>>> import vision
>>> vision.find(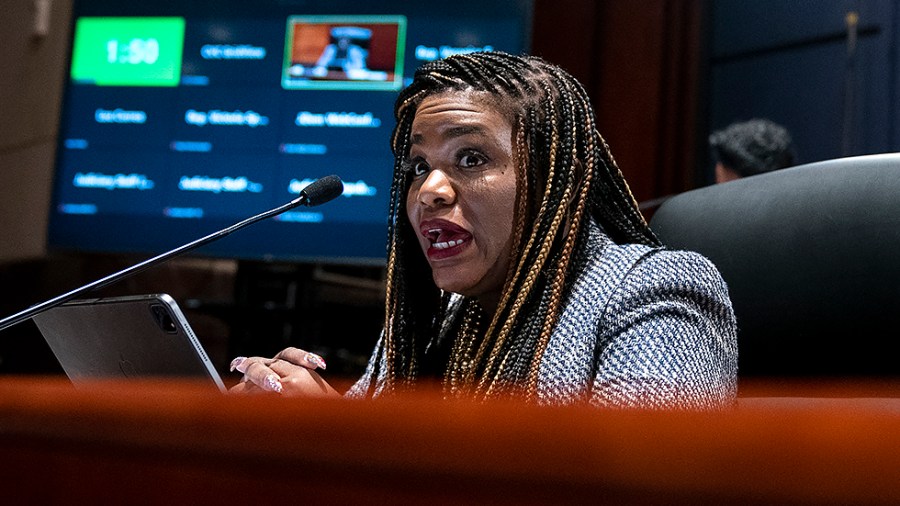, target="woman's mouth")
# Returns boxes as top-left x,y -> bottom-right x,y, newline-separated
420,220 -> 471,259
425,228 -> 465,249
